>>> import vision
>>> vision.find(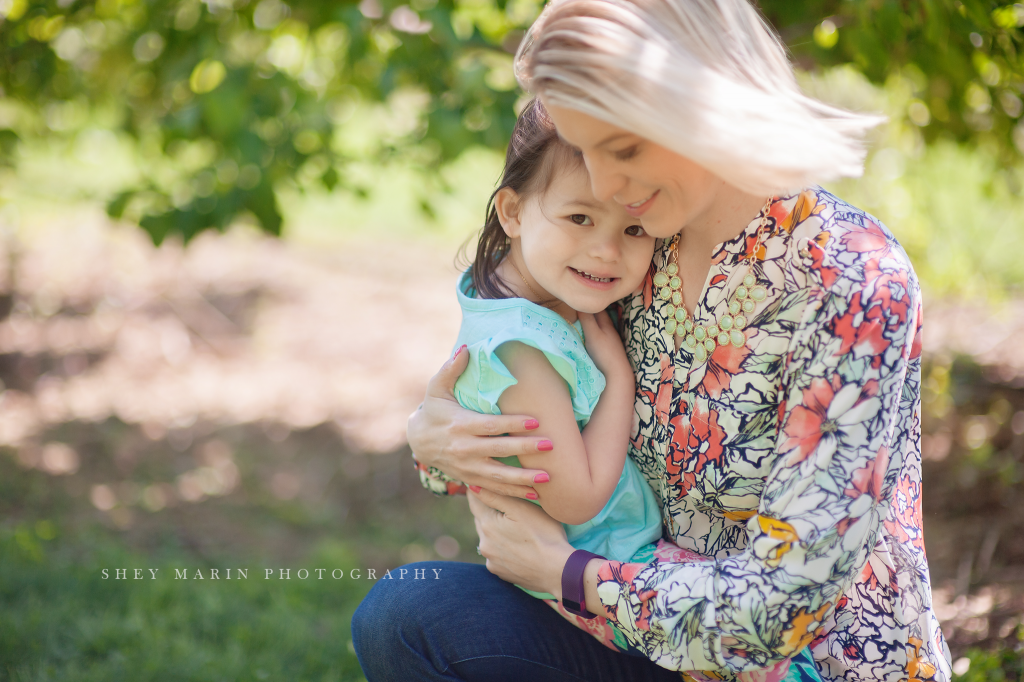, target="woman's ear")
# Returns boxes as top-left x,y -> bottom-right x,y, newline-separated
494,187 -> 522,238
